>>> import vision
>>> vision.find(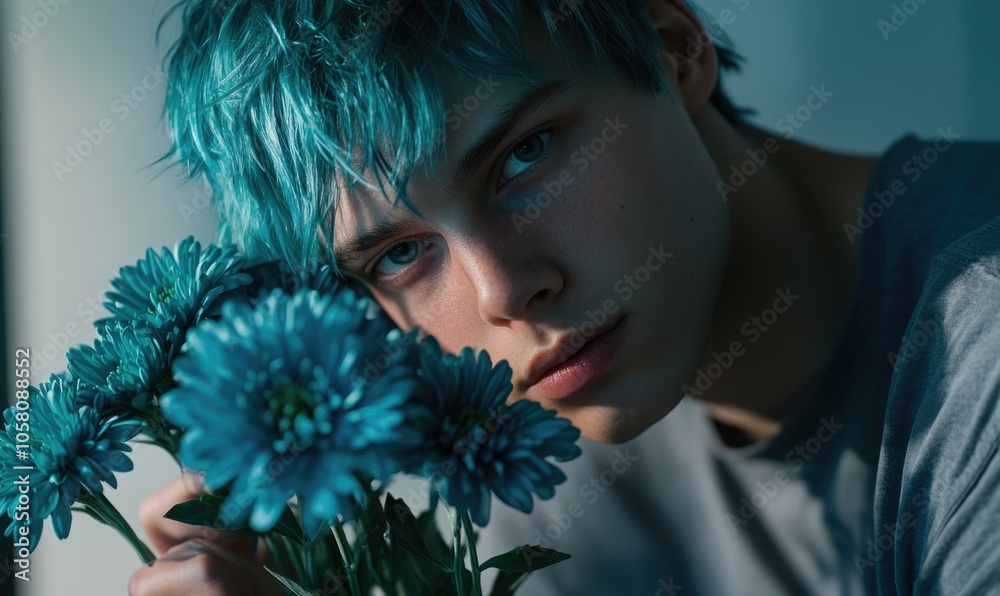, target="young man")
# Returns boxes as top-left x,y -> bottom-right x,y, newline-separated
129,0 -> 1000,594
